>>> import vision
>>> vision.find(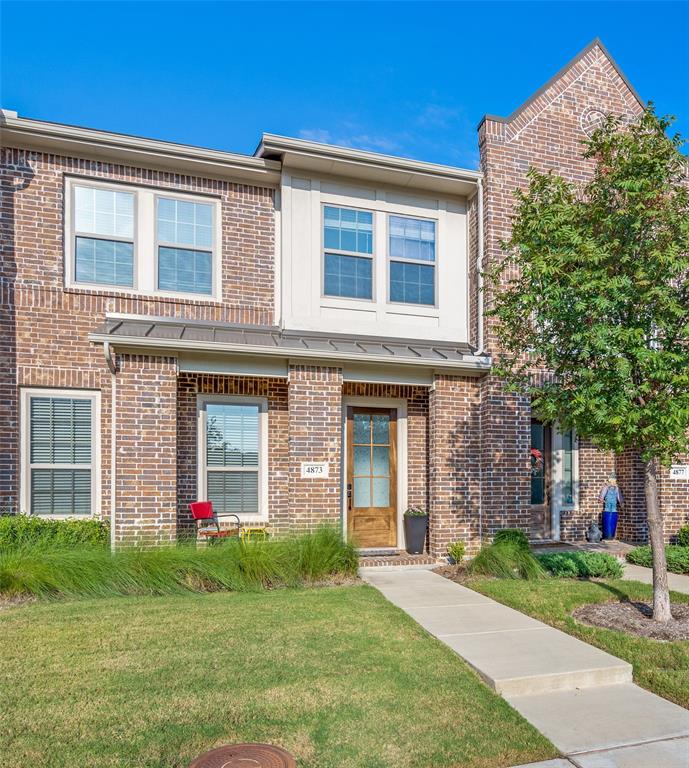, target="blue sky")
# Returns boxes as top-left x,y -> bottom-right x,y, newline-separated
1,2 -> 687,168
